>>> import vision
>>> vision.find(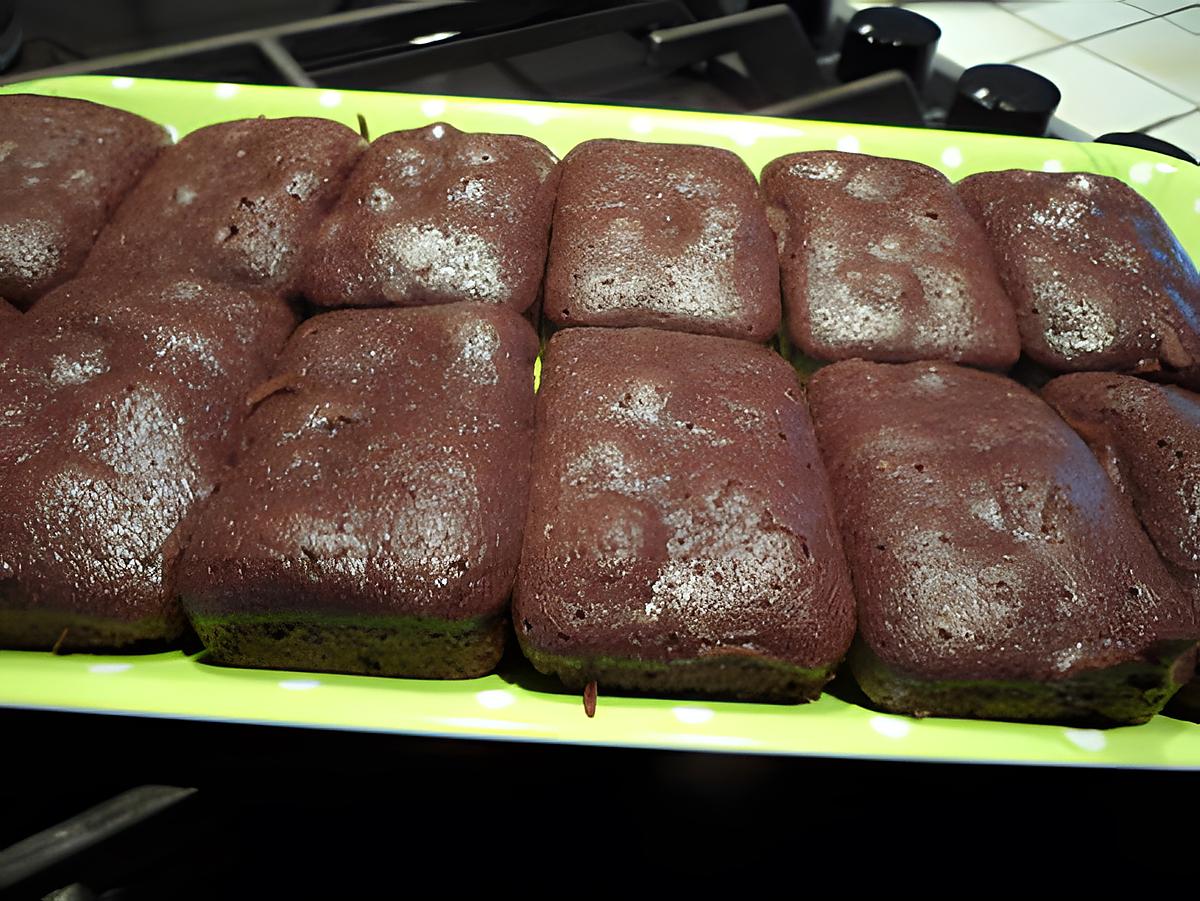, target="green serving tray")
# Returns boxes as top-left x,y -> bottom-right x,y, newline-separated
1,75 -> 1198,769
